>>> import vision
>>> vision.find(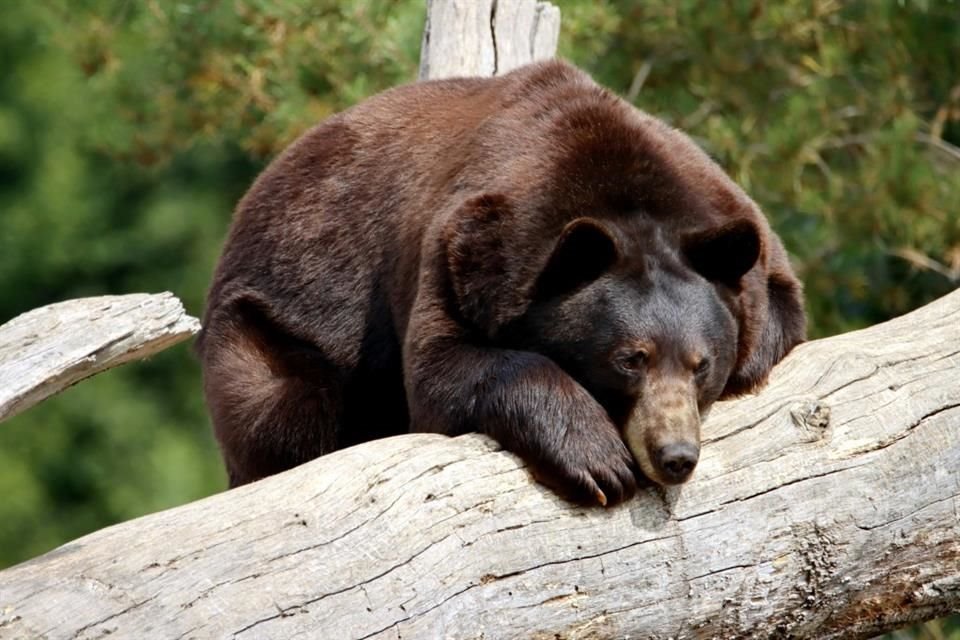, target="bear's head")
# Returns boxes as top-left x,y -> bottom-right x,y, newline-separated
503,216 -> 762,485
445,196 -> 786,486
